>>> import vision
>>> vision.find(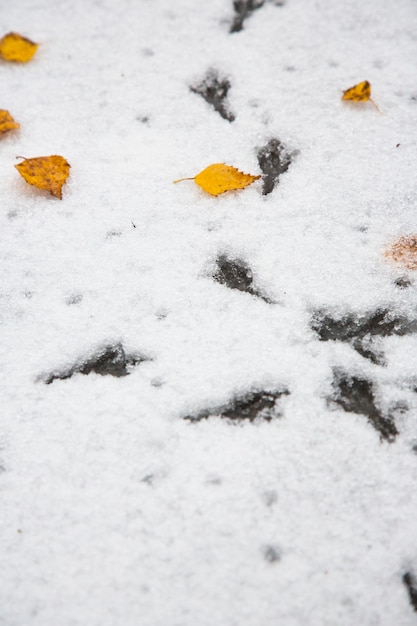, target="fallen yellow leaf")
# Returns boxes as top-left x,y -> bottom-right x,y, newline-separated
385,235 -> 417,270
15,155 -> 71,199
0,32 -> 38,62
342,80 -> 380,111
0,109 -> 20,135
174,163 -> 261,196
